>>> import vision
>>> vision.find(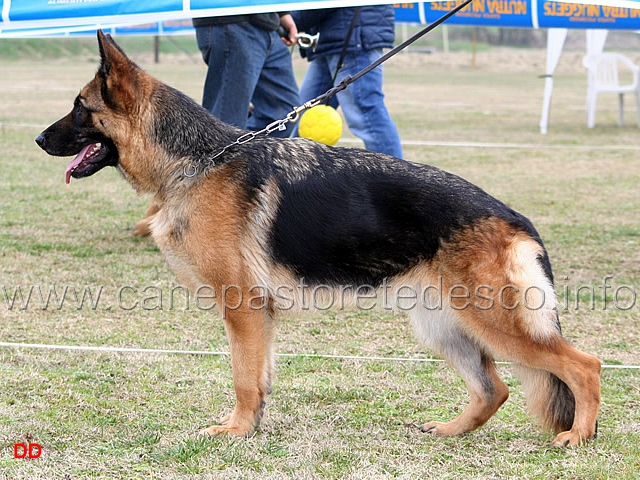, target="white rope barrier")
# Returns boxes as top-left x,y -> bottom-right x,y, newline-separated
5,122 -> 640,152
339,138 -> 640,151
0,341 -> 637,369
